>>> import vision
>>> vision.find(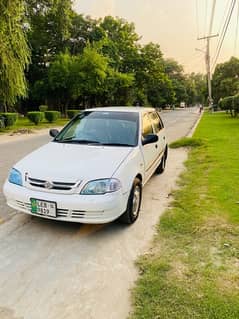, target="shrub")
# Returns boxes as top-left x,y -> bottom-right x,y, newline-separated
220,96 -> 234,112
44,111 -> 60,123
233,94 -> 239,116
67,109 -> 80,119
39,105 -> 48,112
27,112 -> 44,125
0,113 -> 18,127
220,95 -> 239,116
